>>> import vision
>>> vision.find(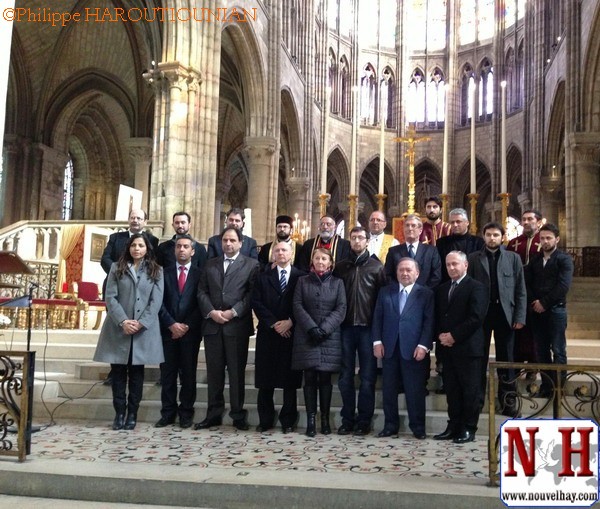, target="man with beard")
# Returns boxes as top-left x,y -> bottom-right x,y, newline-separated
366,210 -> 398,262
297,215 -> 351,272
207,208 -> 258,260
525,224 -> 573,398
420,196 -> 452,246
507,209 -> 543,266
258,215 -> 303,270
507,209 -> 544,367
436,208 -> 485,283
156,211 -> 208,269
467,222 -> 526,417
